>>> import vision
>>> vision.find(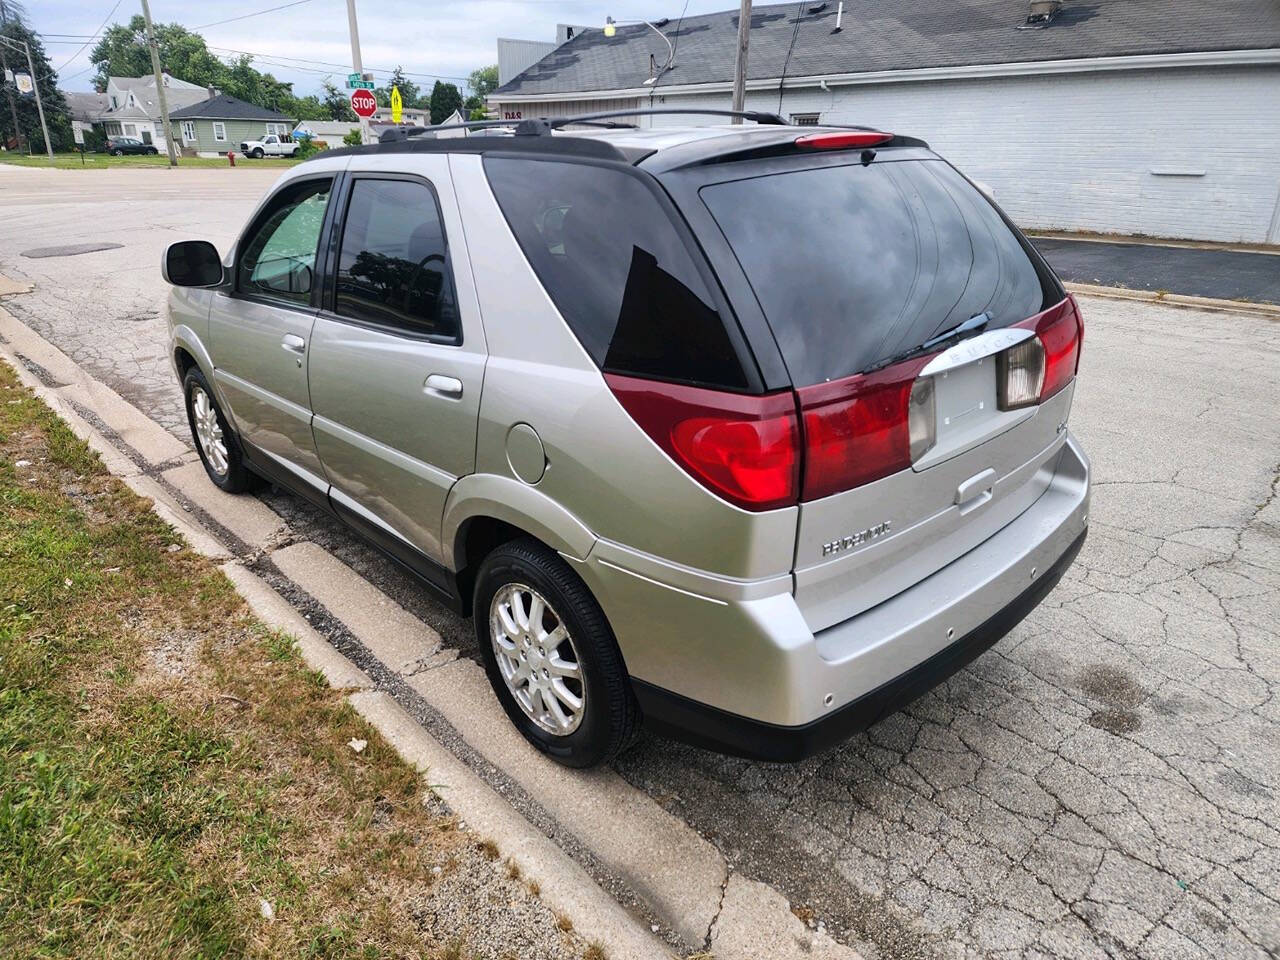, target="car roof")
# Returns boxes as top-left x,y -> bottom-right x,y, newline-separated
319,121 -> 928,170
